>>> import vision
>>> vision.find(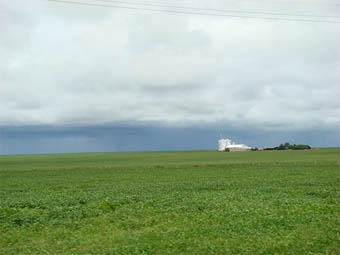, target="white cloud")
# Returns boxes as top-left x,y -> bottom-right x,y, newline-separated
1,0 -> 339,130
